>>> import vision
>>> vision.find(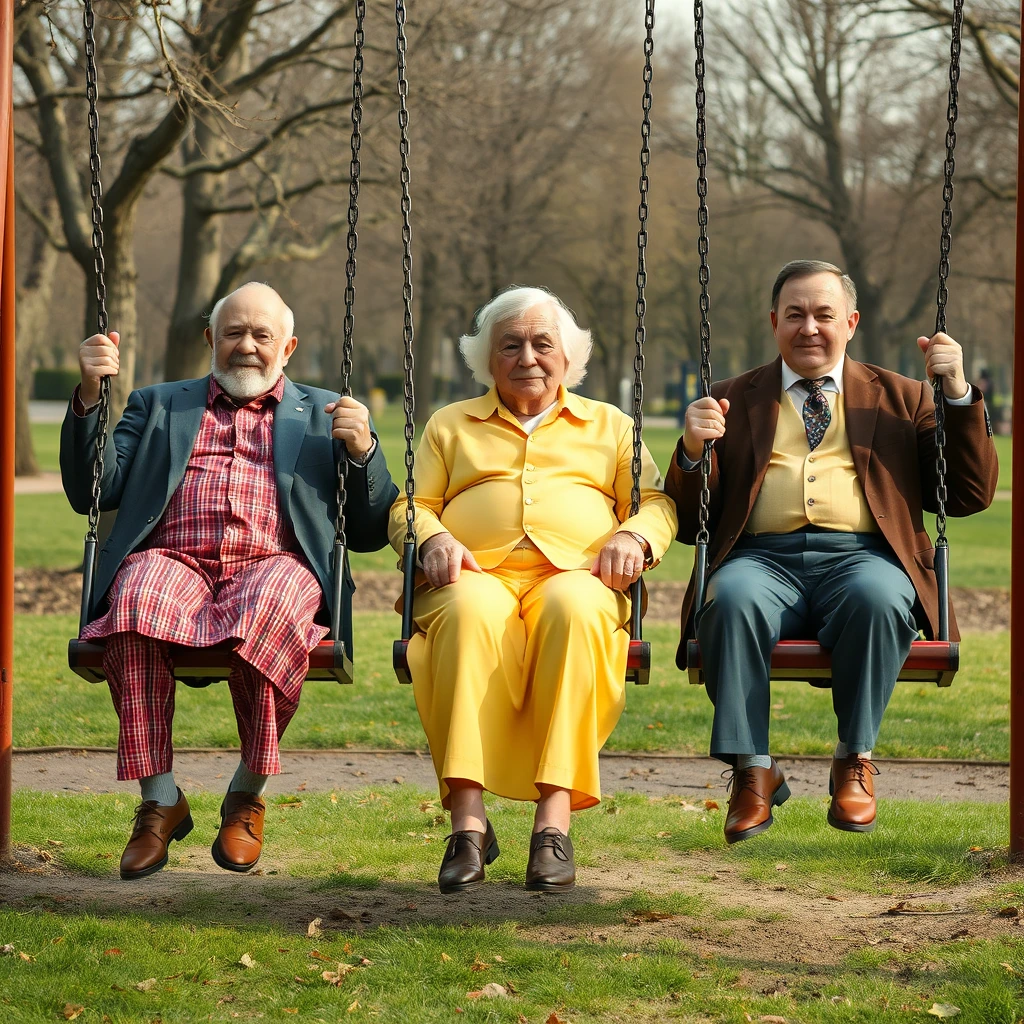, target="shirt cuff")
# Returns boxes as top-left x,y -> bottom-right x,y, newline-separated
348,437 -> 378,466
72,385 -> 99,418
943,384 -> 974,407
625,530 -> 654,569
